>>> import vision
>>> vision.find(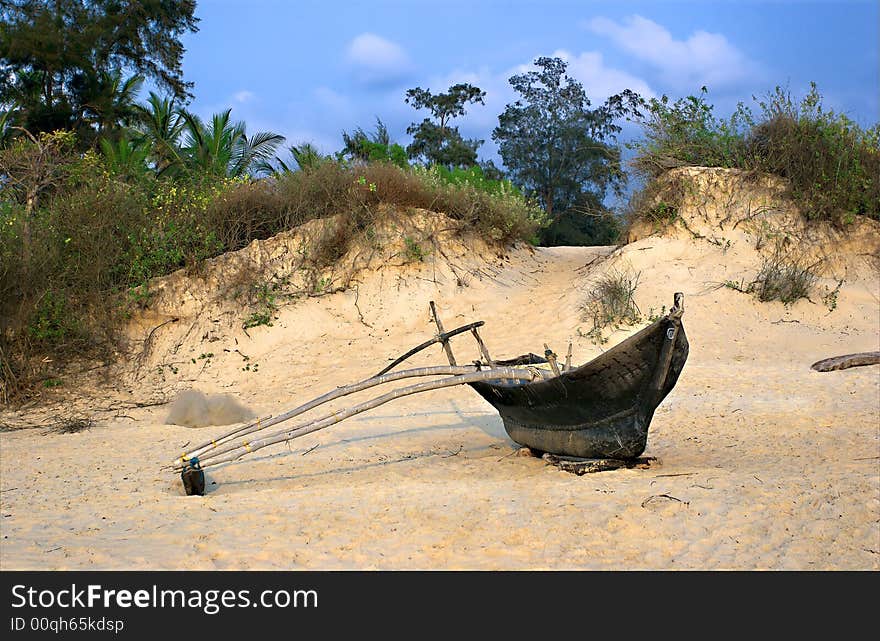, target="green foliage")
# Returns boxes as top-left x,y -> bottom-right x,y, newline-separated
0,140 -> 546,401
405,83 -> 486,167
630,83 -> 879,224
0,103 -> 20,147
493,57 -> 641,214
629,87 -> 752,177
341,118 -> 409,168
242,310 -> 272,330
179,109 -> 285,178
122,216 -> 224,285
28,290 -> 77,344
0,0 -> 198,145
403,236 -> 425,262
288,143 -> 327,172
749,85 -> 879,223
492,56 -> 641,245
133,91 -> 185,176
410,165 -> 547,242
430,164 -> 518,196
98,134 -> 151,181
364,141 -> 408,168
822,280 -> 843,312
539,208 -> 621,247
